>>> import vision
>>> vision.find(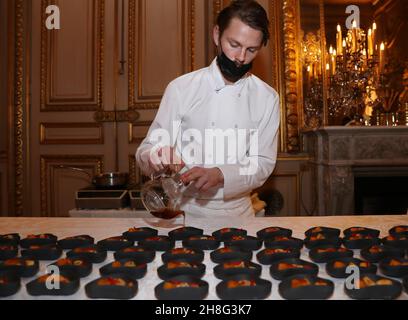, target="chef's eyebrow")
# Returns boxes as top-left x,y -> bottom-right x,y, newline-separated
227,38 -> 261,50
